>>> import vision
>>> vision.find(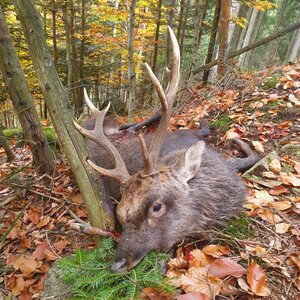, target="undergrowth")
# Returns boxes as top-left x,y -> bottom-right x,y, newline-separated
60,238 -> 175,300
